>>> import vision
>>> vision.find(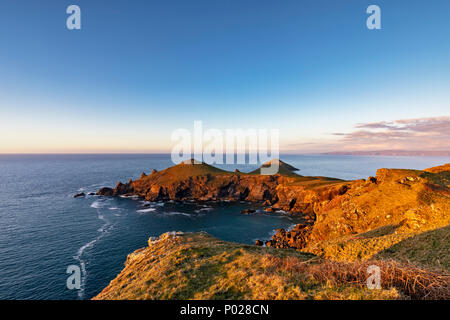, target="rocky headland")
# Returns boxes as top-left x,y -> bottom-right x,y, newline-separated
94,160 -> 450,300
97,158 -> 347,223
